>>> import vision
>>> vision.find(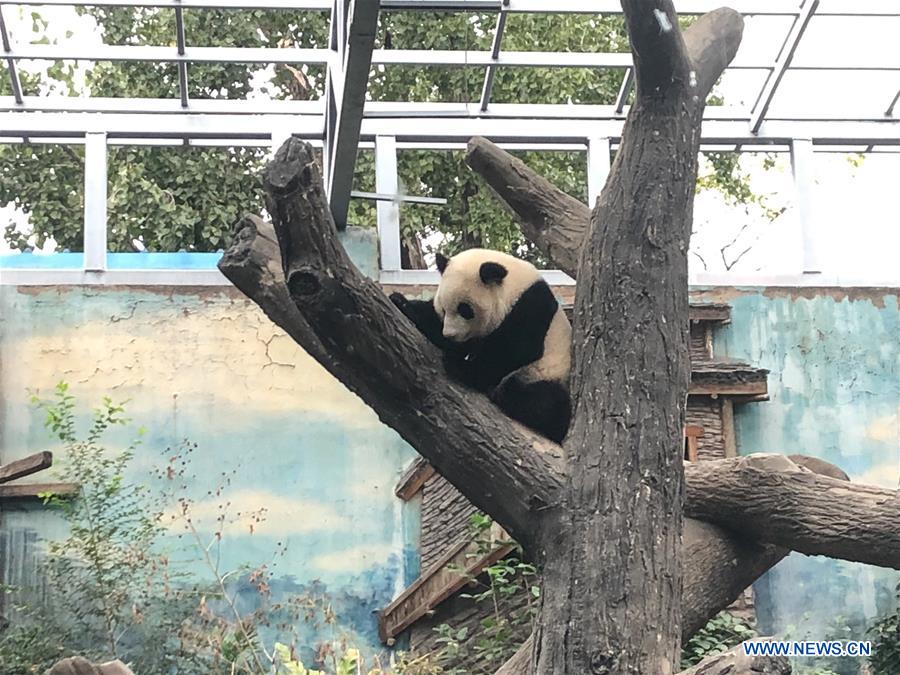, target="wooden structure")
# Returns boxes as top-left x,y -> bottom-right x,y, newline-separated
0,451 -> 76,499
379,300 -> 770,668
